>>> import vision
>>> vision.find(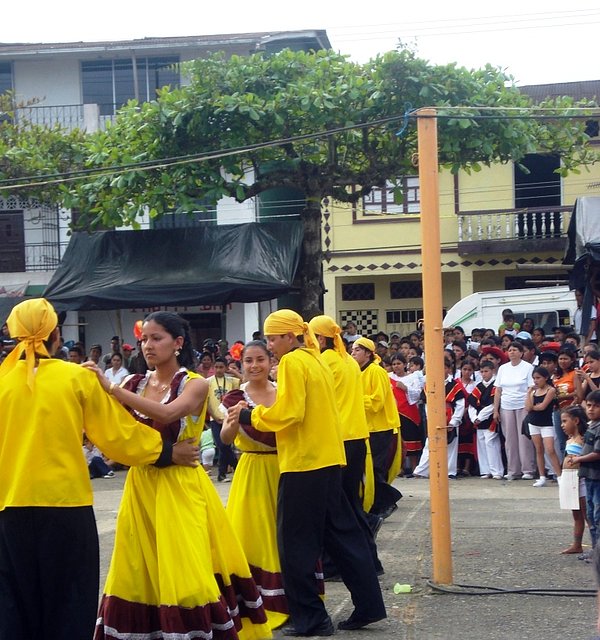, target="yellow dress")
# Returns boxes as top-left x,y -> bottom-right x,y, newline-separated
95,370 -> 272,640
224,385 -> 288,631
